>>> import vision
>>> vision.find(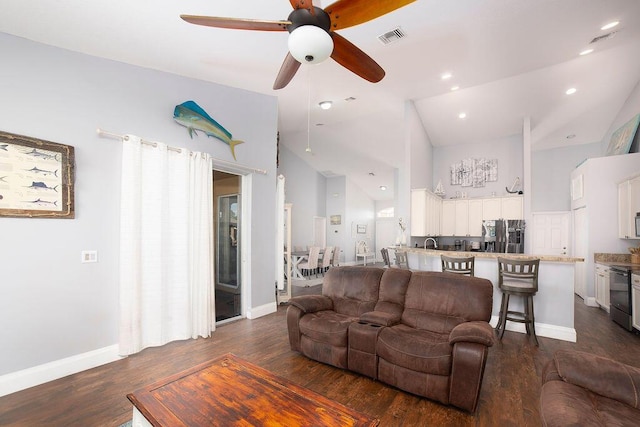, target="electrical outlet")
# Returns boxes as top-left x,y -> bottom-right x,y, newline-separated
81,250 -> 98,263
